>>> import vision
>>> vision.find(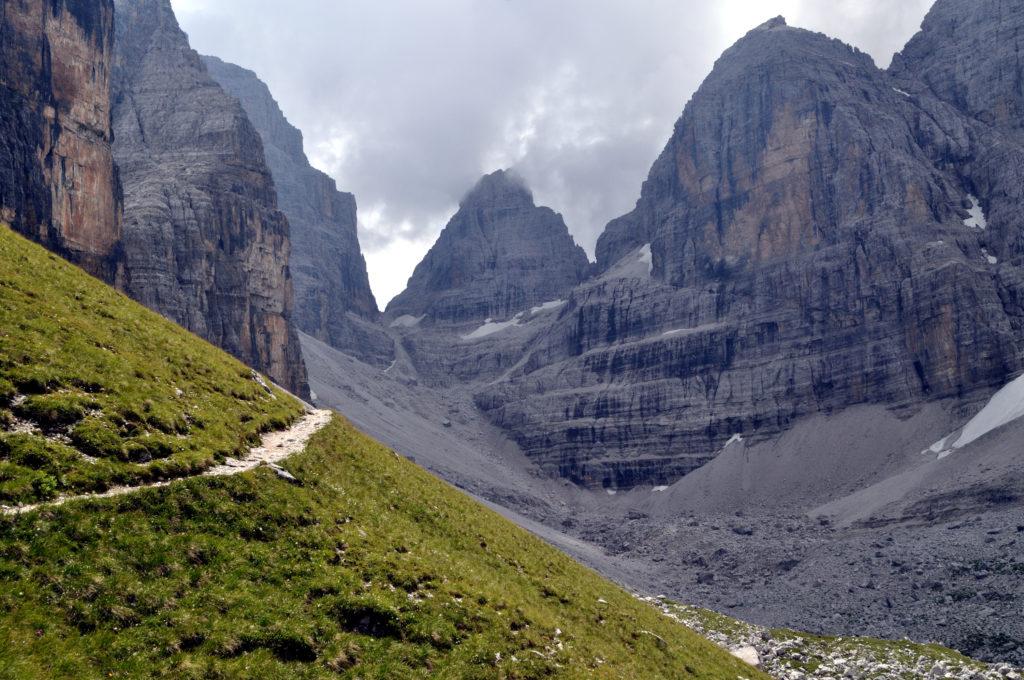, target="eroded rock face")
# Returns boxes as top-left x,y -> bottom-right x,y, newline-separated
0,0 -> 121,279
111,0 -> 308,397
202,56 -> 393,367
469,18 -> 1024,489
386,170 -> 591,325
